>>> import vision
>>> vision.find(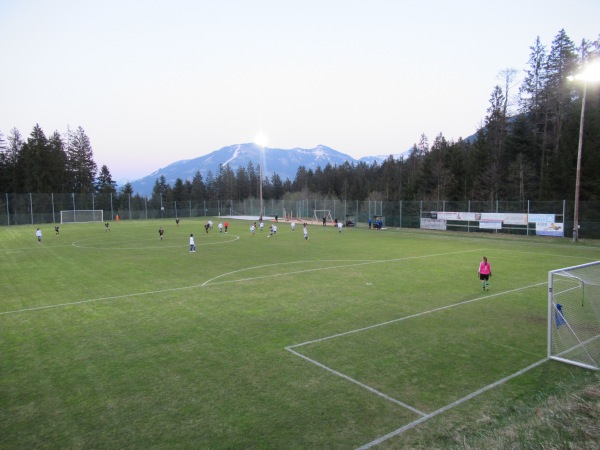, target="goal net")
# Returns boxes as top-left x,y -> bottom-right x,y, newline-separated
313,210 -> 333,223
548,261 -> 600,371
60,210 -> 104,224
